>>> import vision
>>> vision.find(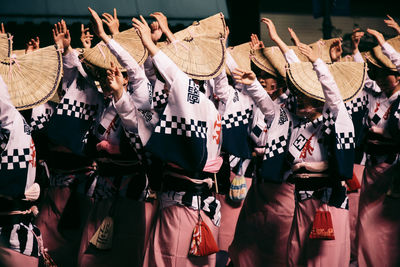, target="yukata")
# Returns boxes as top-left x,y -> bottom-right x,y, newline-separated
75,39 -> 154,267
0,75 -> 41,267
237,52 -> 355,266
355,42 -> 400,267
142,50 -> 223,267
229,50 -> 298,267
